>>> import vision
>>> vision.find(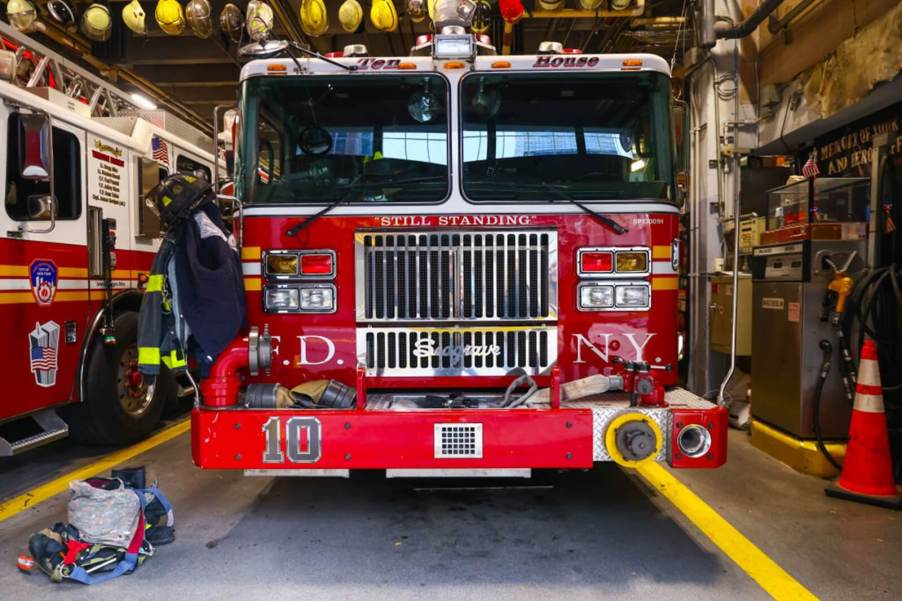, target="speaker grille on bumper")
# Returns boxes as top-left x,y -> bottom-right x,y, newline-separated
357,231 -> 558,322
435,423 -> 483,458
